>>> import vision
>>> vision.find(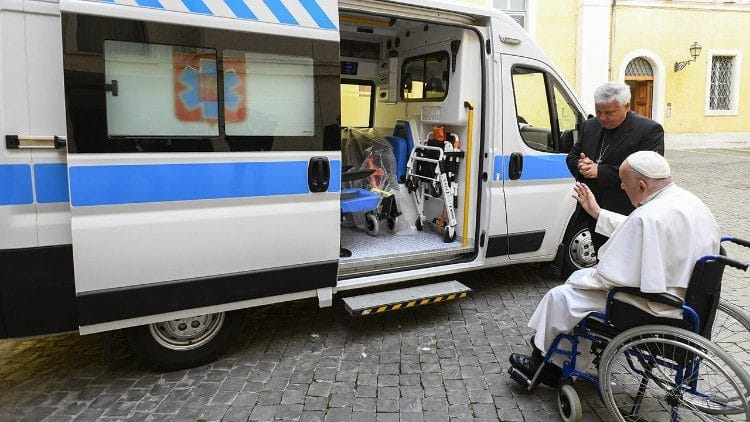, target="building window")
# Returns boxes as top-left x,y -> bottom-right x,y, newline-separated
494,0 -> 527,29
705,51 -> 742,116
709,56 -> 733,110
